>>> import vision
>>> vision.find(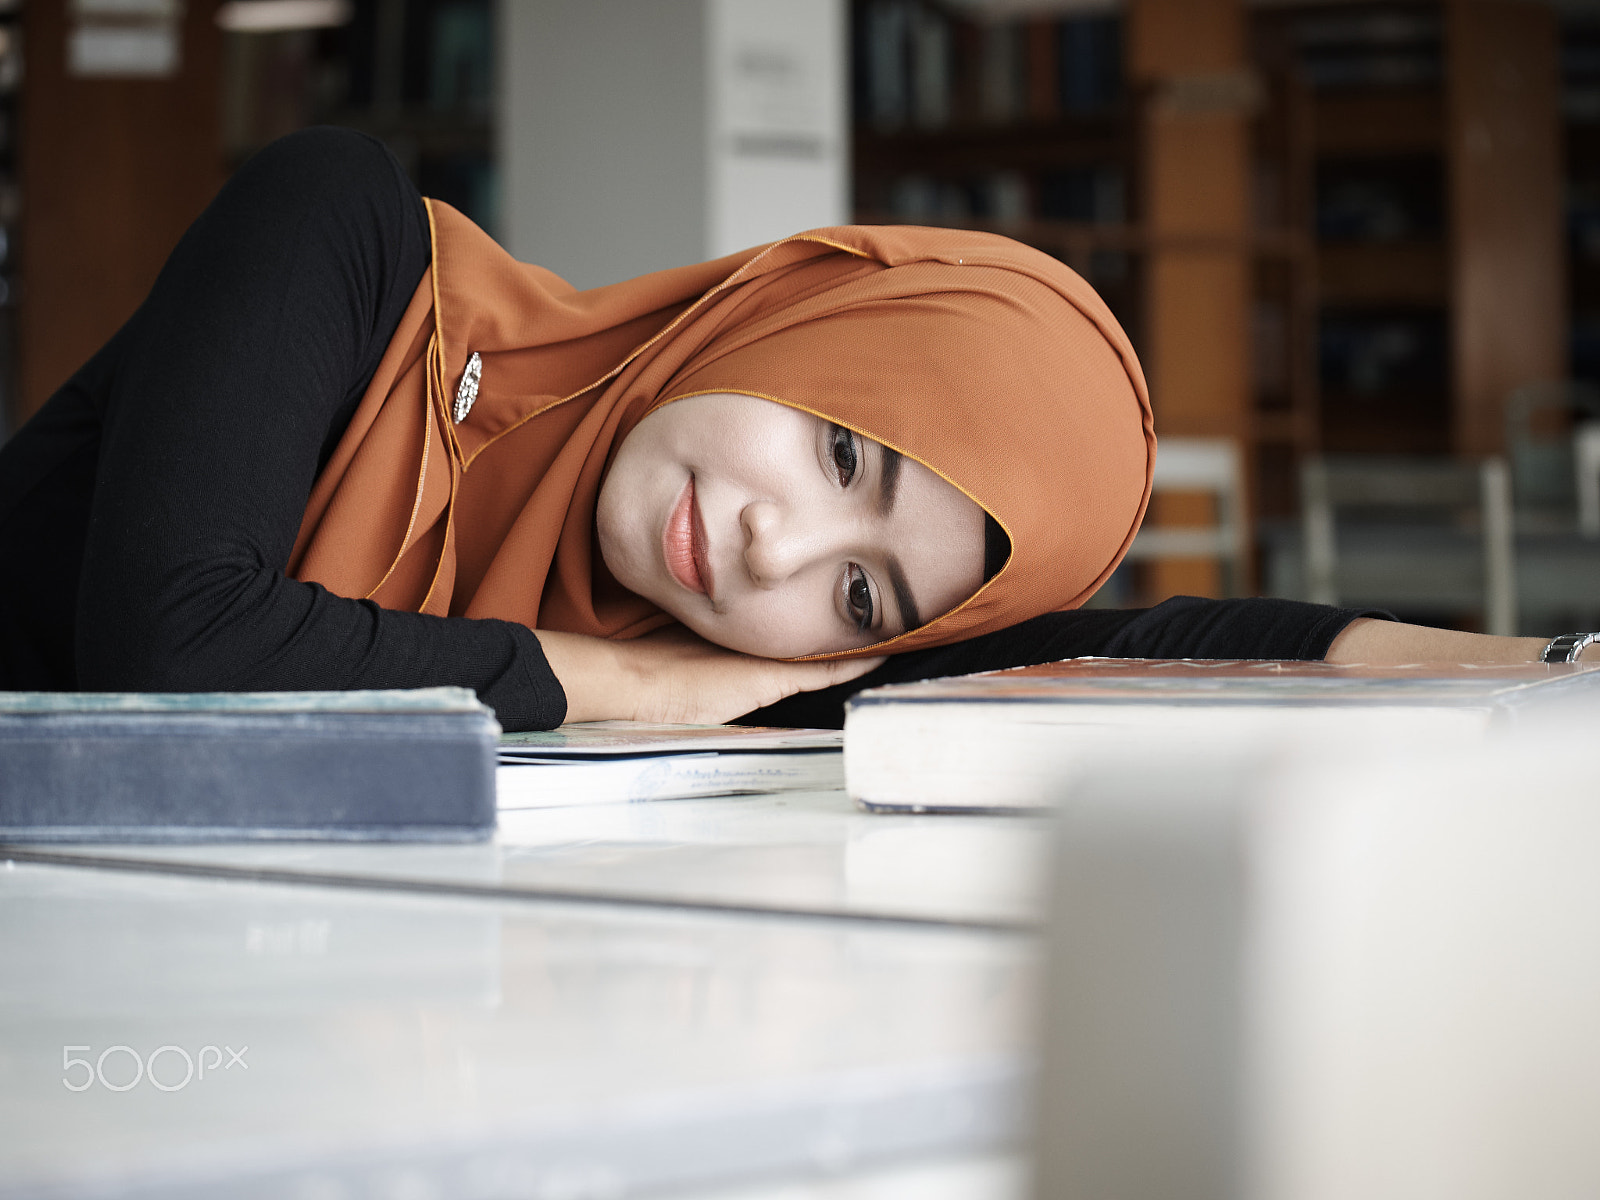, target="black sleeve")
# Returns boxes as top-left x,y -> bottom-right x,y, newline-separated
737,596 -> 1392,729
62,129 -> 566,730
